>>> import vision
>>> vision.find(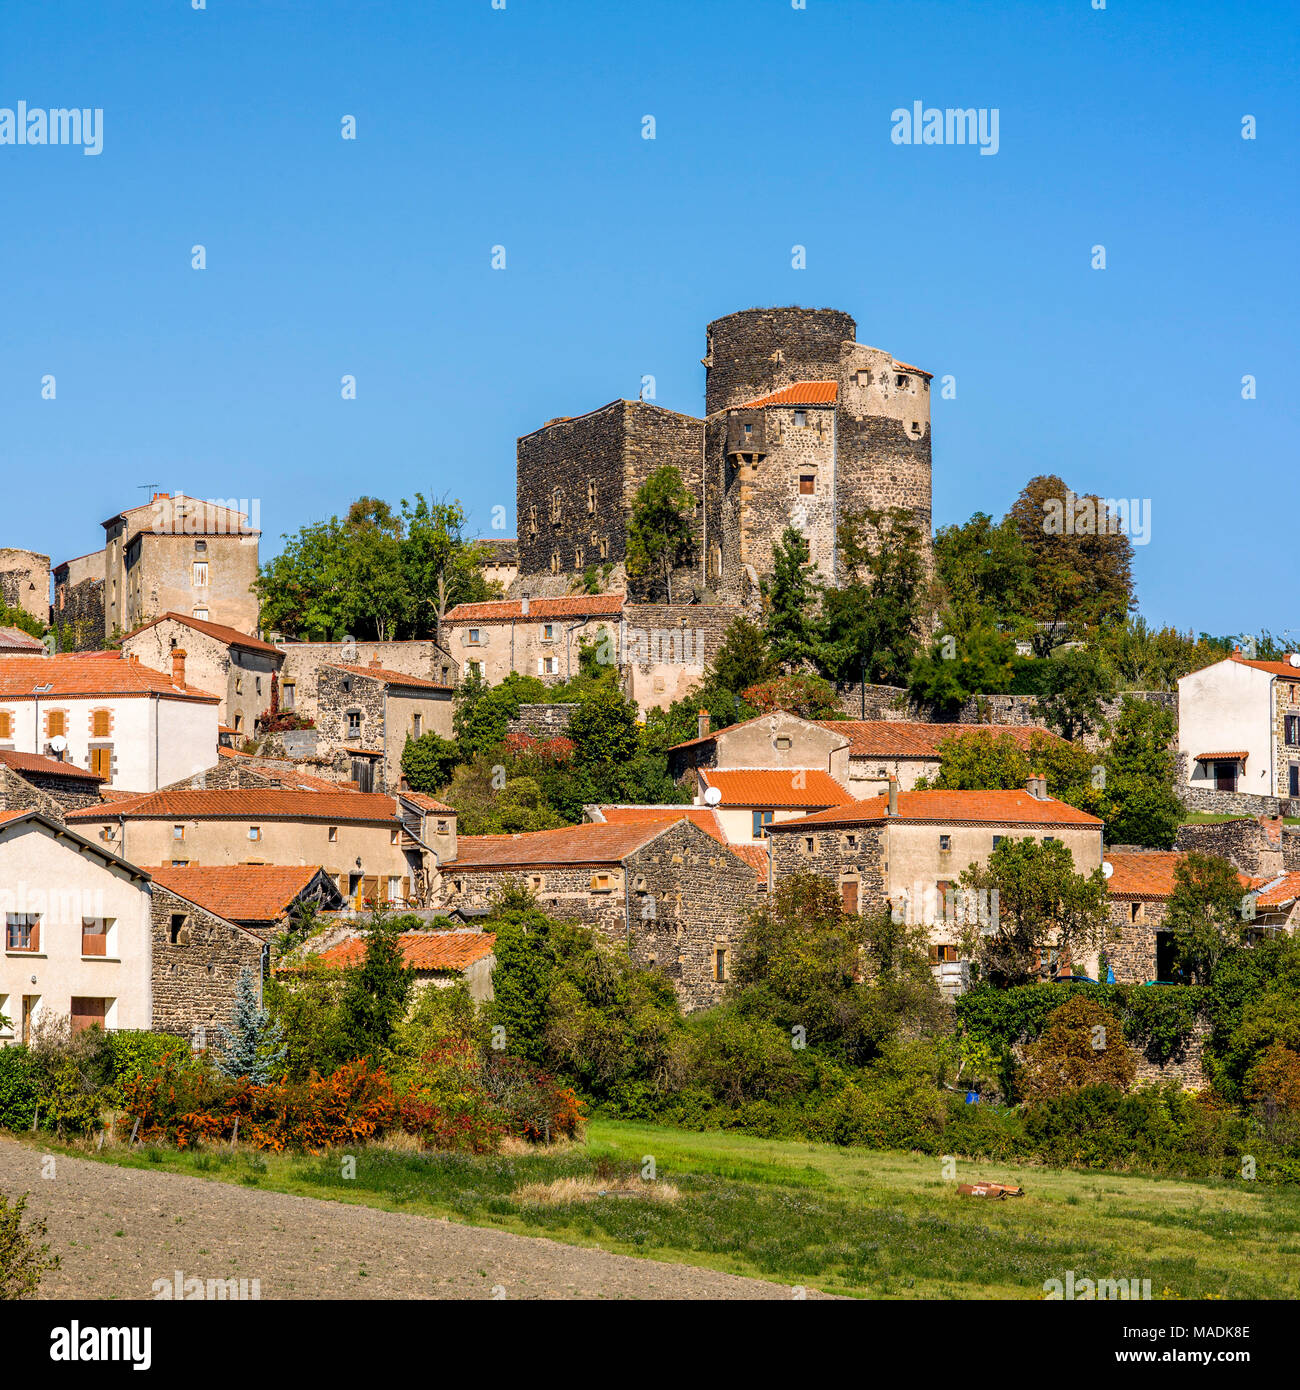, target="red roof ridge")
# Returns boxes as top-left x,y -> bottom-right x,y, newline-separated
735,381 -> 838,409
